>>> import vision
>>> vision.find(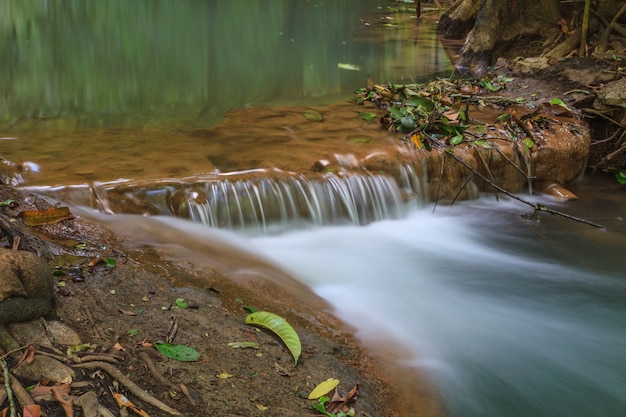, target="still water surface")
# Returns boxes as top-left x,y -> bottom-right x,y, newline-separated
2,2 -> 626,417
